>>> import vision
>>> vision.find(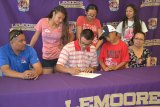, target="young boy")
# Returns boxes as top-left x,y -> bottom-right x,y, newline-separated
99,25 -> 129,71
